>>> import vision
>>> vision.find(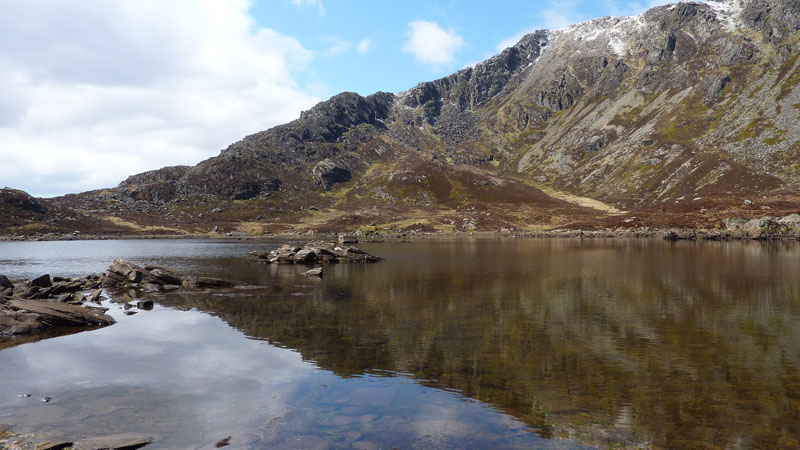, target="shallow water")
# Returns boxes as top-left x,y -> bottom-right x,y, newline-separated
1,238 -> 799,448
